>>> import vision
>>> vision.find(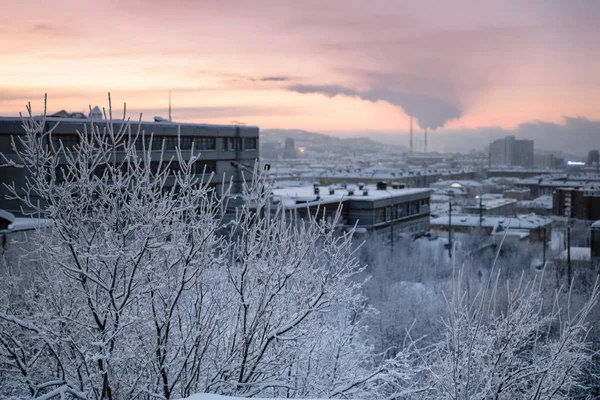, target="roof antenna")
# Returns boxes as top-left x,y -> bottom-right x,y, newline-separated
168,90 -> 172,122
